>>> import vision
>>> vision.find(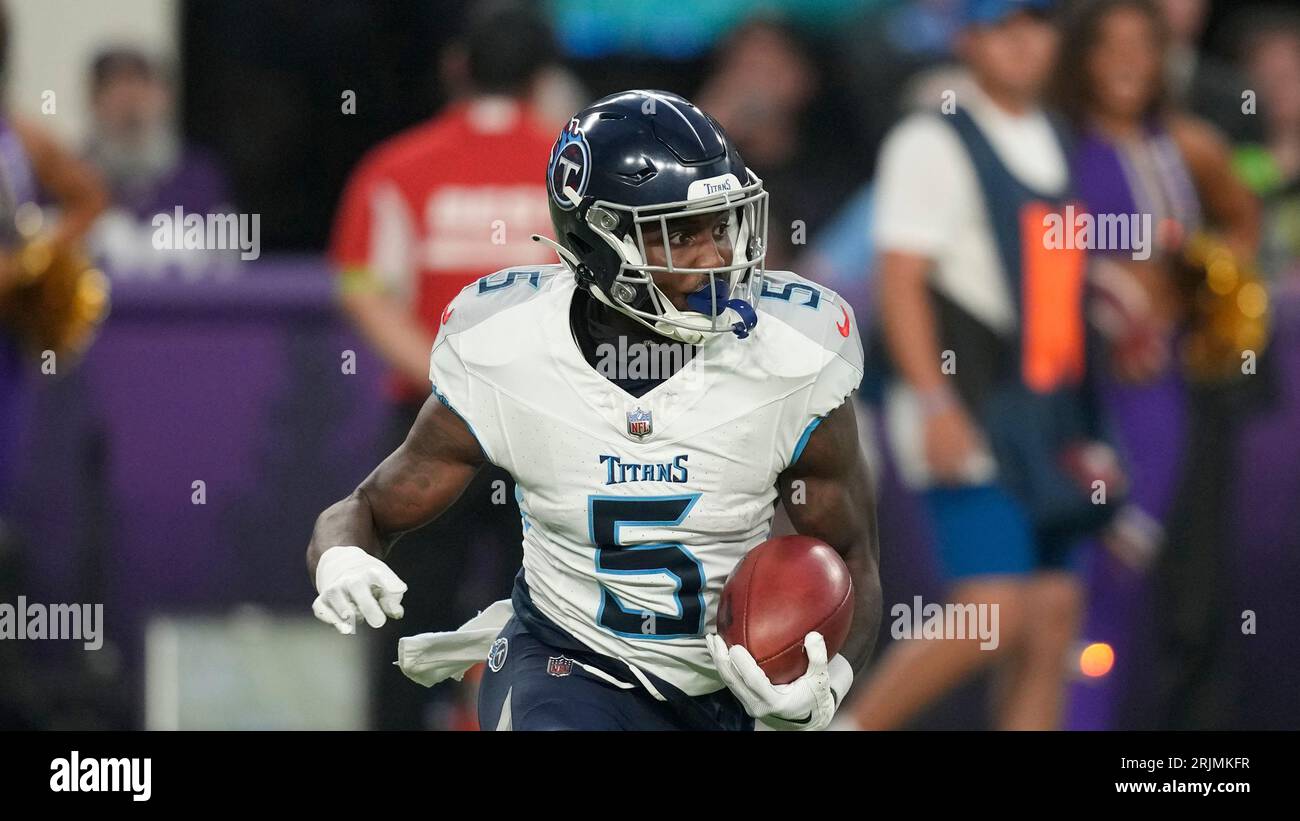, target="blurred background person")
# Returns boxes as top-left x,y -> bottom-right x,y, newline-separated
834,0 -> 971,171
328,0 -> 557,730
436,16 -> 586,132
1158,0 -> 1261,143
1232,6 -> 1300,281
1056,0 -> 1264,729
696,17 -> 860,269
85,47 -> 232,224
843,0 -> 1117,731
0,0 -> 109,729
82,46 -> 234,276
0,8 -> 109,506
